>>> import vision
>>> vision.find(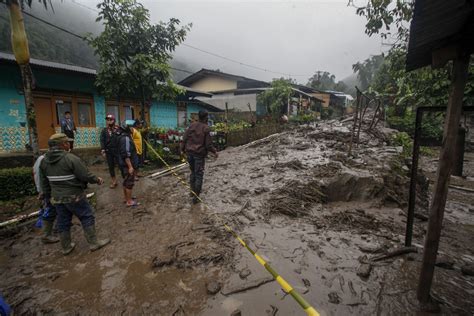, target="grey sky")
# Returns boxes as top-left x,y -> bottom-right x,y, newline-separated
79,0 -> 383,84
